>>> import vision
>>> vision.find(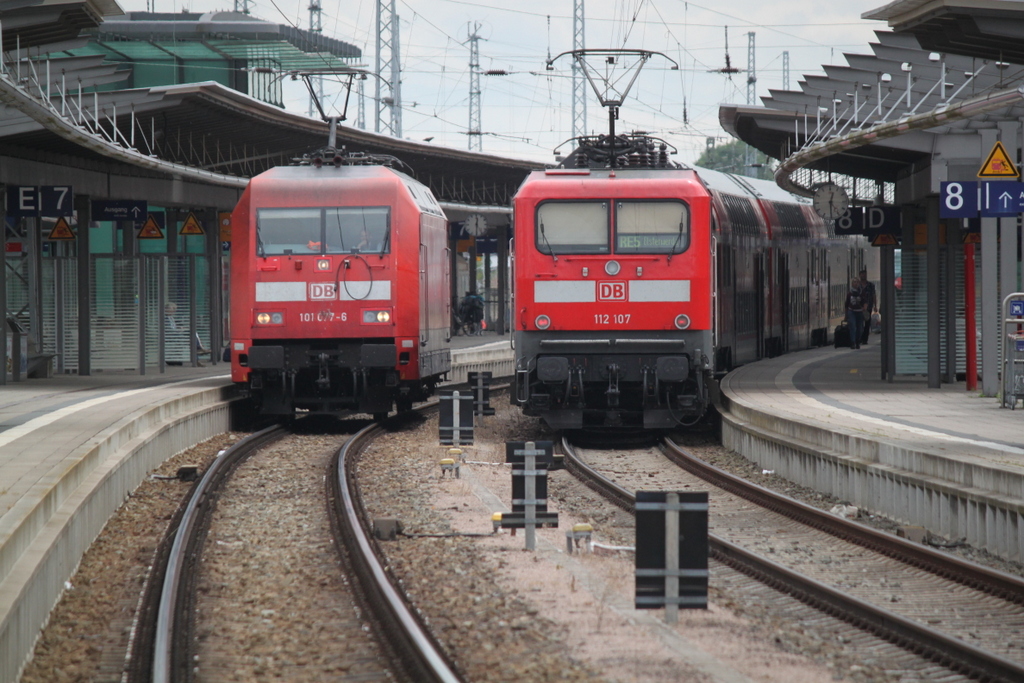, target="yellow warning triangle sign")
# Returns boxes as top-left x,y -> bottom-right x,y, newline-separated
871,233 -> 899,246
137,214 -> 165,239
963,231 -> 982,244
978,140 -> 1020,178
47,216 -> 76,240
179,212 -> 205,235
